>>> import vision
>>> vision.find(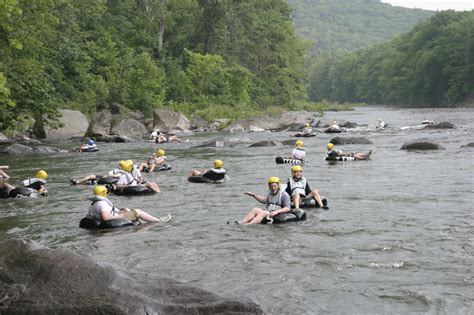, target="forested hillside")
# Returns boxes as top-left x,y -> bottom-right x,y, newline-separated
289,0 -> 434,52
308,11 -> 474,107
0,0 -> 308,132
